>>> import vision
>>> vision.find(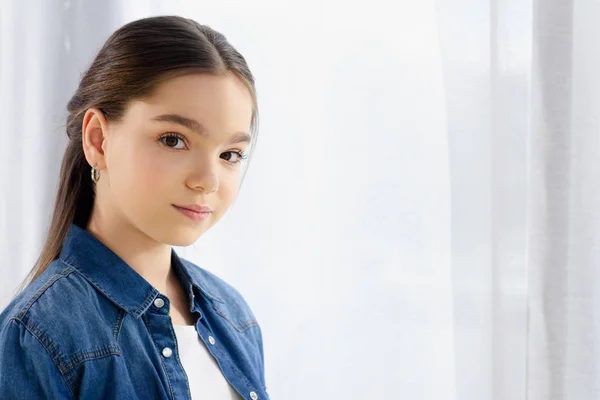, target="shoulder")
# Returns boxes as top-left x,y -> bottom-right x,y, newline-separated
0,259 -> 77,333
0,316 -> 75,398
0,259 -> 122,369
